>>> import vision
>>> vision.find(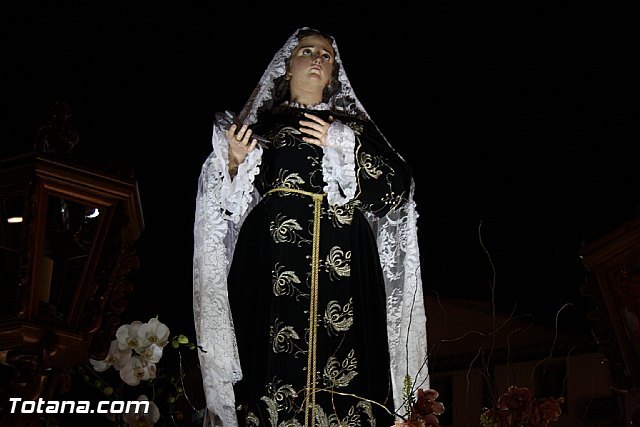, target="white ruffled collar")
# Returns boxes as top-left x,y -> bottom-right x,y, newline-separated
280,100 -> 330,111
